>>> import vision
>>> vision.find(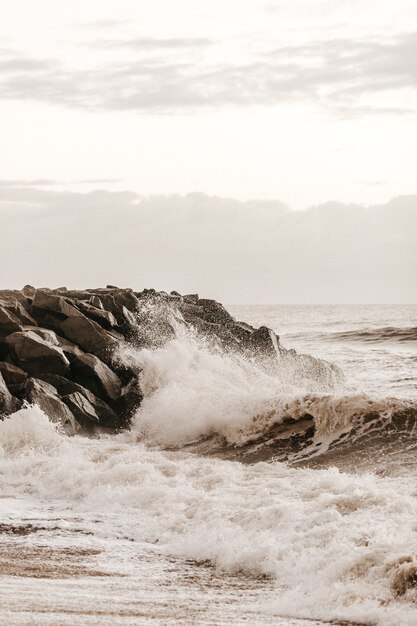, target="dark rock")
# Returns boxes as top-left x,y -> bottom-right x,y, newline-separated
0,361 -> 28,388
112,377 -> 143,421
197,299 -> 235,325
247,326 -> 280,358
70,351 -> 122,401
39,373 -> 120,427
32,290 -> 118,361
62,392 -> 101,428
183,293 -> 199,305
22,326 -> 60,345
59,316 -> 118,362
26,377 -> 79,433
0,289 -> 31,312
32,289 -> 79,317
89,295 -> 104,309
21,285 -> 36,299
9,303 -> 36,326
76,301 -> 118,330
0,372 -> 21,415
5,330 -> 70,376
0,307 -> 23,336
227,321 -> 254,343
